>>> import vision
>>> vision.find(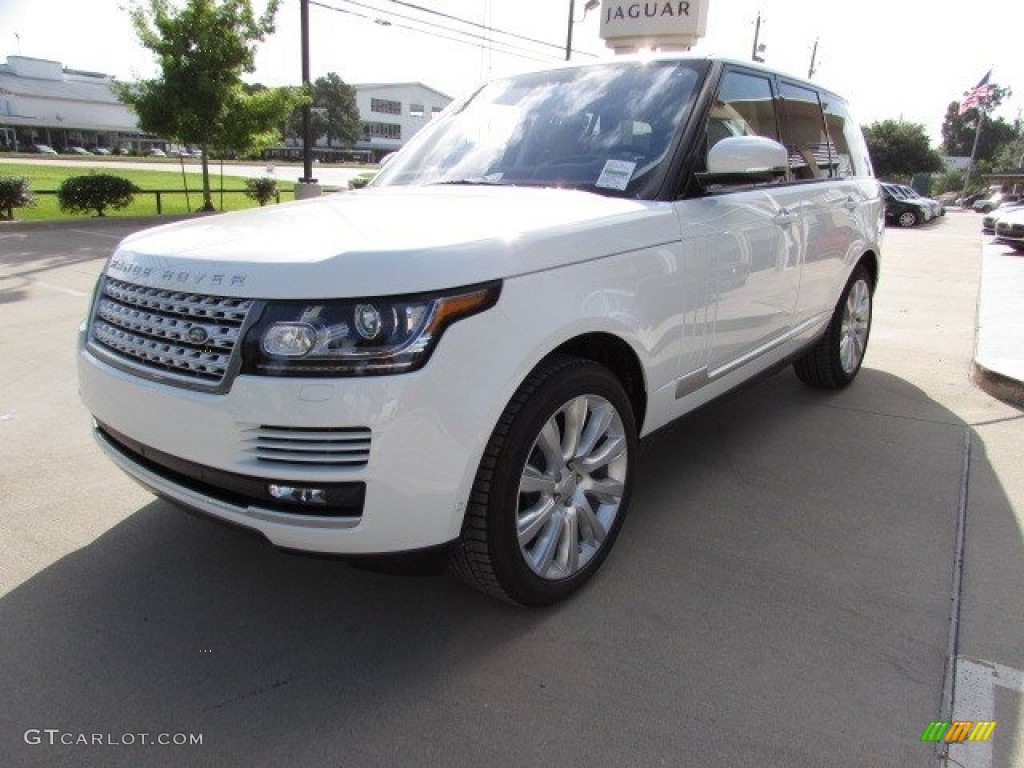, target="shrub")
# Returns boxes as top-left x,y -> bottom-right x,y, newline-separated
244,176 -> 279,206
0,175 -> 36,220
58,174 -> 140,217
